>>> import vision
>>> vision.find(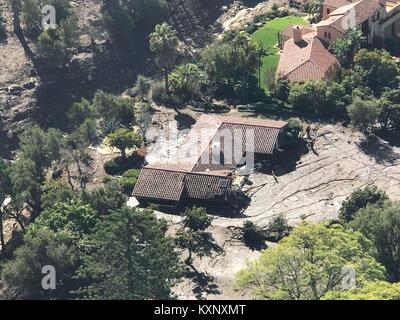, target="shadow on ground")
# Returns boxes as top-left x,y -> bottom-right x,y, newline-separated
358,135 -> 399,164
